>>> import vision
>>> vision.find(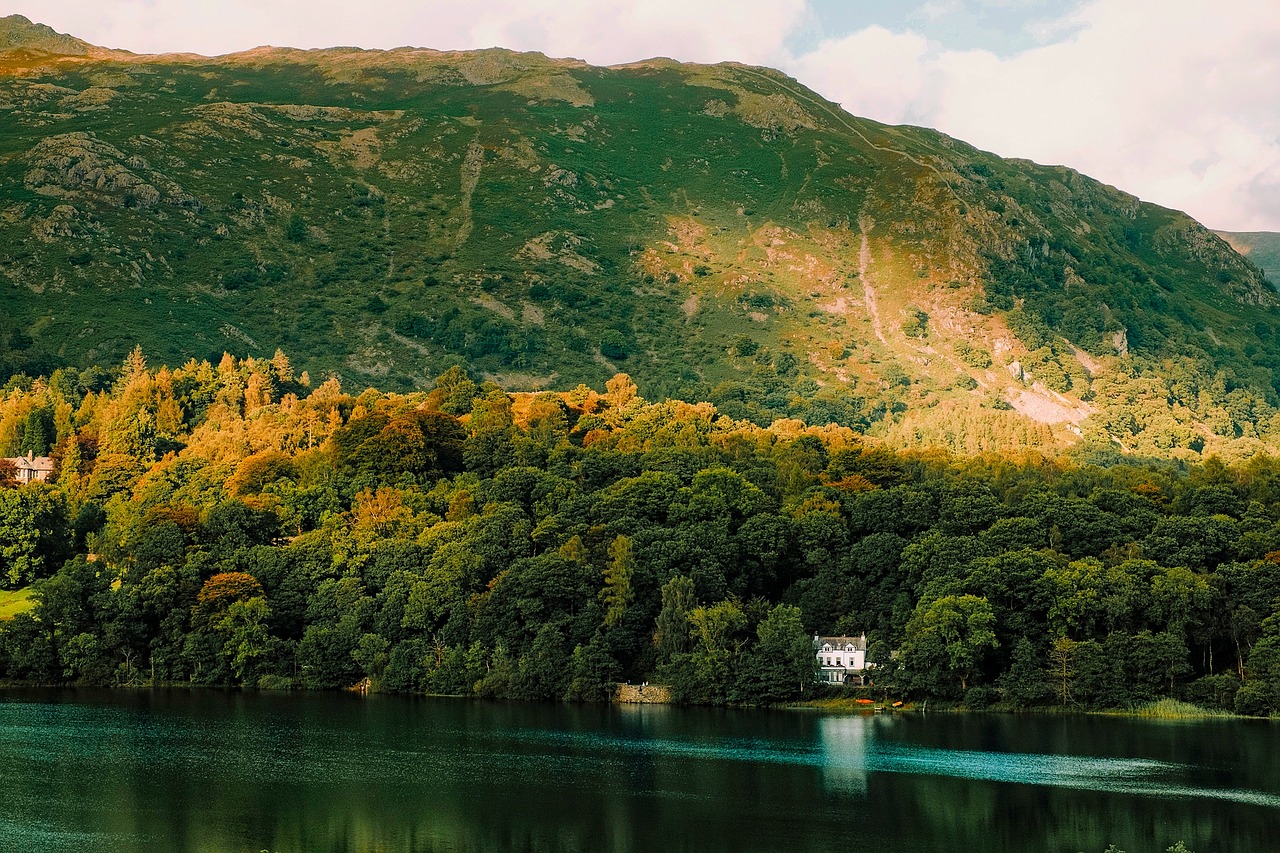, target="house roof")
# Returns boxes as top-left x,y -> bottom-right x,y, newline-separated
7,451 -> 54,473
814,634 -> 867,650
